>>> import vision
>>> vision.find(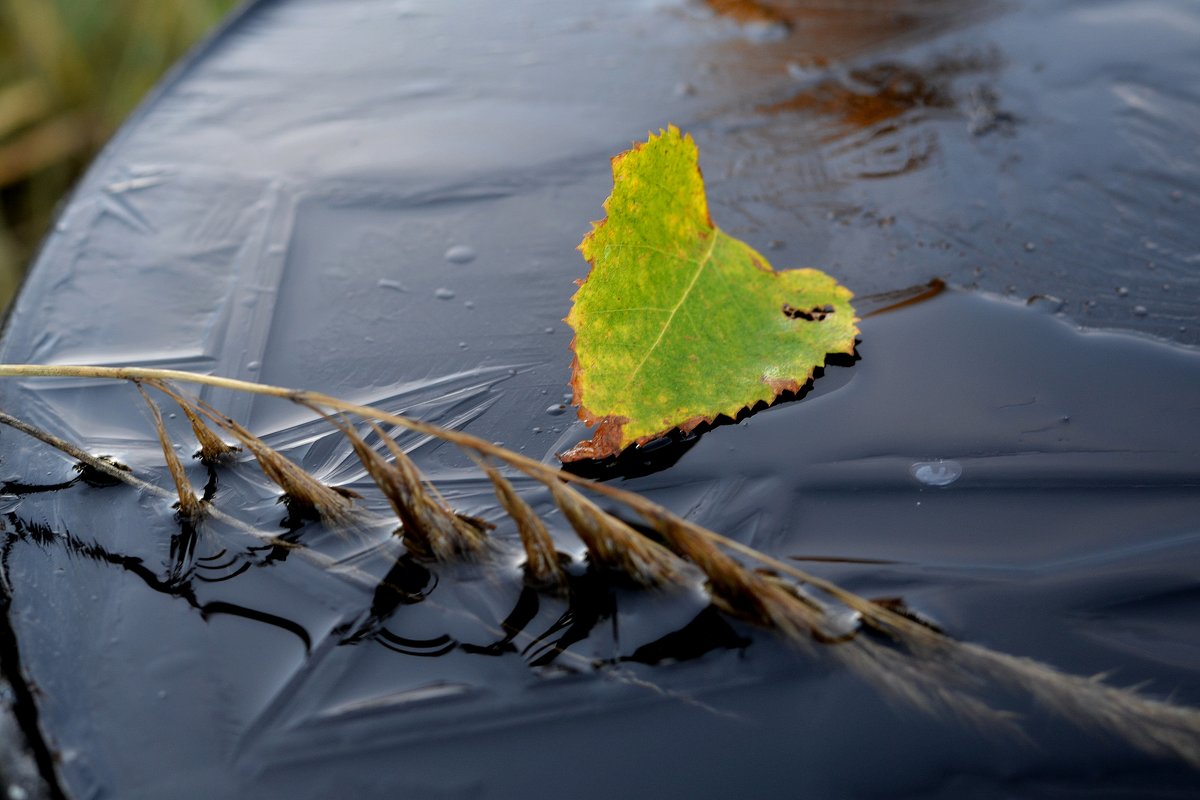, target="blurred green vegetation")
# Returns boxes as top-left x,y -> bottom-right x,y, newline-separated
0,0 -> 238,310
